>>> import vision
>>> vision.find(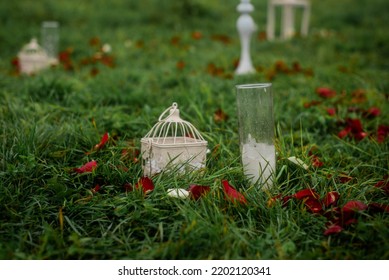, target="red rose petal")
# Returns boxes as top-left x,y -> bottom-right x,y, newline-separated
59,49 -> 71,63
303,100 -> 322,108
342,200 -> 368,213
170,36 -> 180,45
176,60 -> 185,70
191,31 -> 203,40
222,180 -> 247,205
338,174 -> 353,183
92,184 -> 101,193
304,197 -> 323,213
94,132 -> 109,150
267,194 -> 282,207
292,61 -> 302,73
375,178 -> 389,195
90,67 -> 99,77
354,131 -> 368,141
324,224 -> 343,236
311,155 -> 324,168
101,54 -> 115,67
274,60 -> 290,73
344,218 -> 359,226
294,188 -> 320,200
11,57 -> 20,71
214,108 -> 229,123
74,160 -> 98,173
368,202 -> 389,213
351,89 -> 367,104
211,34 -> 232,44
377,125 -> 389,143
135,177 -> 155,194
316,87 -> 336,98
188,185 -> 211,200
123,182 -> 133,192
339,119 -> 367,140
364,107 -> 381,118
323,191 -> 340,208
347,119 -> 363,133
89,37 -> 101,46
338,127 -> 351,139
282,195 -> 293,207
326,107 -> 336,116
